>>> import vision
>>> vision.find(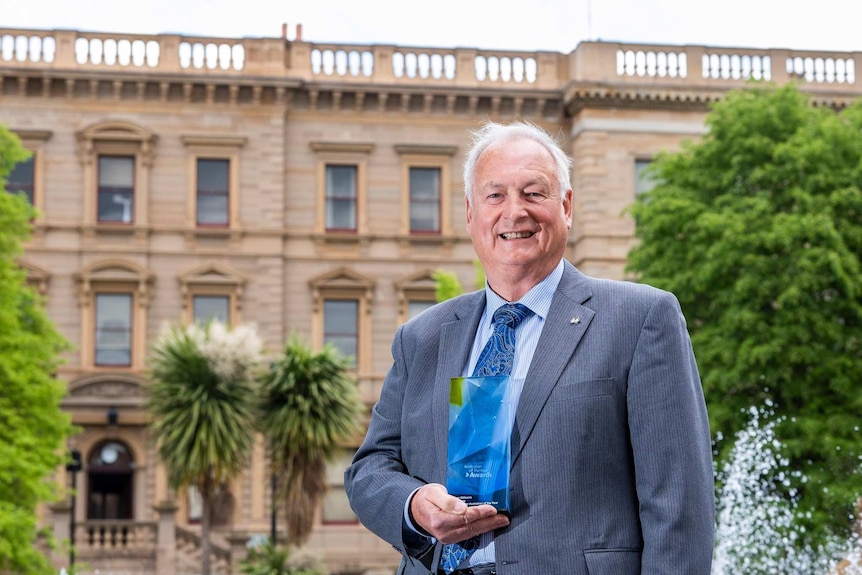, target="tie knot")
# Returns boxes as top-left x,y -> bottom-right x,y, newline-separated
492,303 -> 533,330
